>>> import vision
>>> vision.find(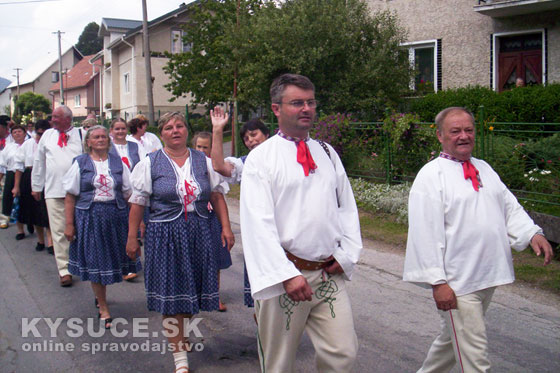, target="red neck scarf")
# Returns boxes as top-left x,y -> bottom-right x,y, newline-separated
0,138 -> 5,150
58,131 -> 68,148
462,160 -> 480,191
277,131 -> 317,176
439,152 -> 481,192
296,140 -> 317,176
